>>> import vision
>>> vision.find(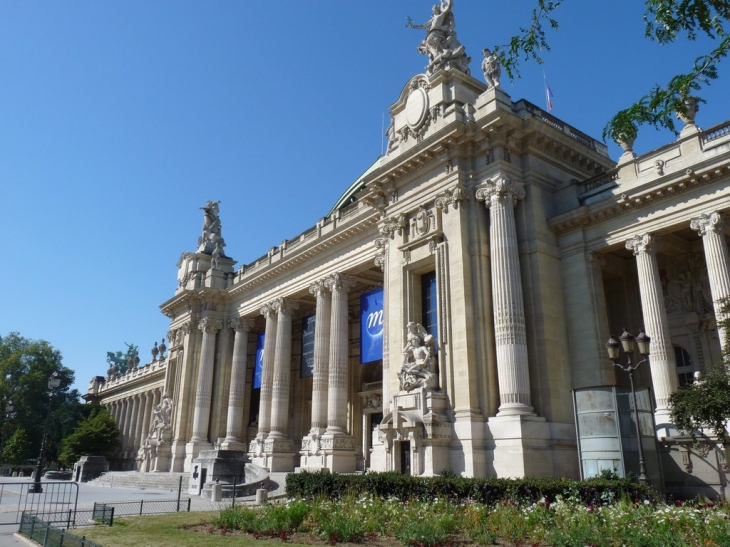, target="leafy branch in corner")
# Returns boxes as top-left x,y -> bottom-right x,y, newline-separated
493,1 -> 730,143
493,0 -> 562,80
